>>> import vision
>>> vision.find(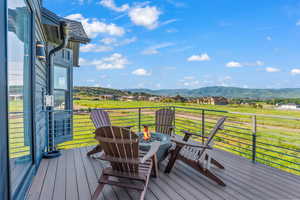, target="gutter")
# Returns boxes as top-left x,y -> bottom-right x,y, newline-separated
44,21 -> 69,158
